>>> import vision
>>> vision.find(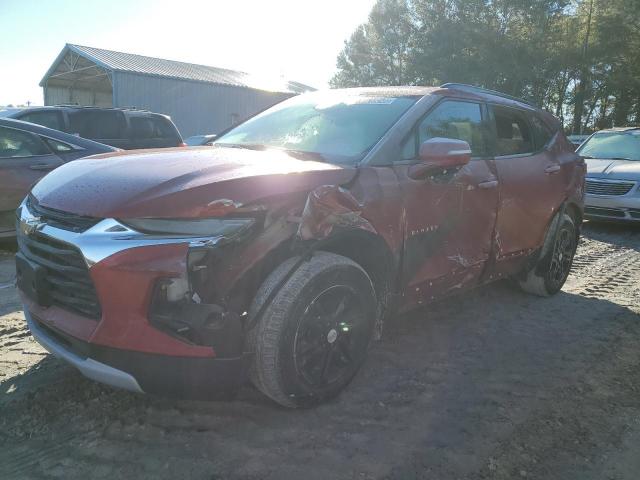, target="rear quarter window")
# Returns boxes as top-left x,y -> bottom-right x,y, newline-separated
130,116 -> 178,139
